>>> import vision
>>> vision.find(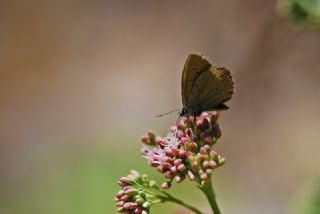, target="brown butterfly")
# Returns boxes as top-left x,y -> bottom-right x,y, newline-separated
180,53 -> 234,116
